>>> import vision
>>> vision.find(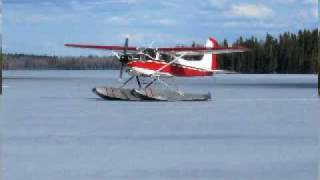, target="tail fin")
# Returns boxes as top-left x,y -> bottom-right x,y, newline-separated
205,37 -> 219,70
